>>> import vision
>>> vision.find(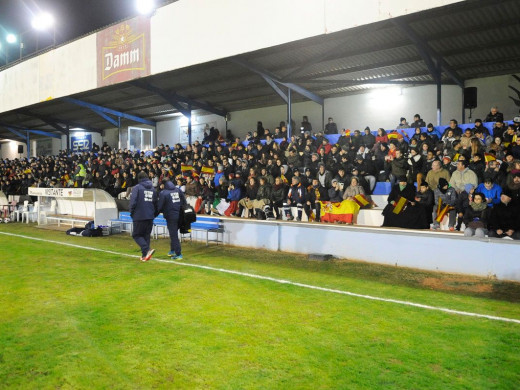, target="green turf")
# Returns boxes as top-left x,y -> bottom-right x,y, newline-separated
0,224 -> 519,389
